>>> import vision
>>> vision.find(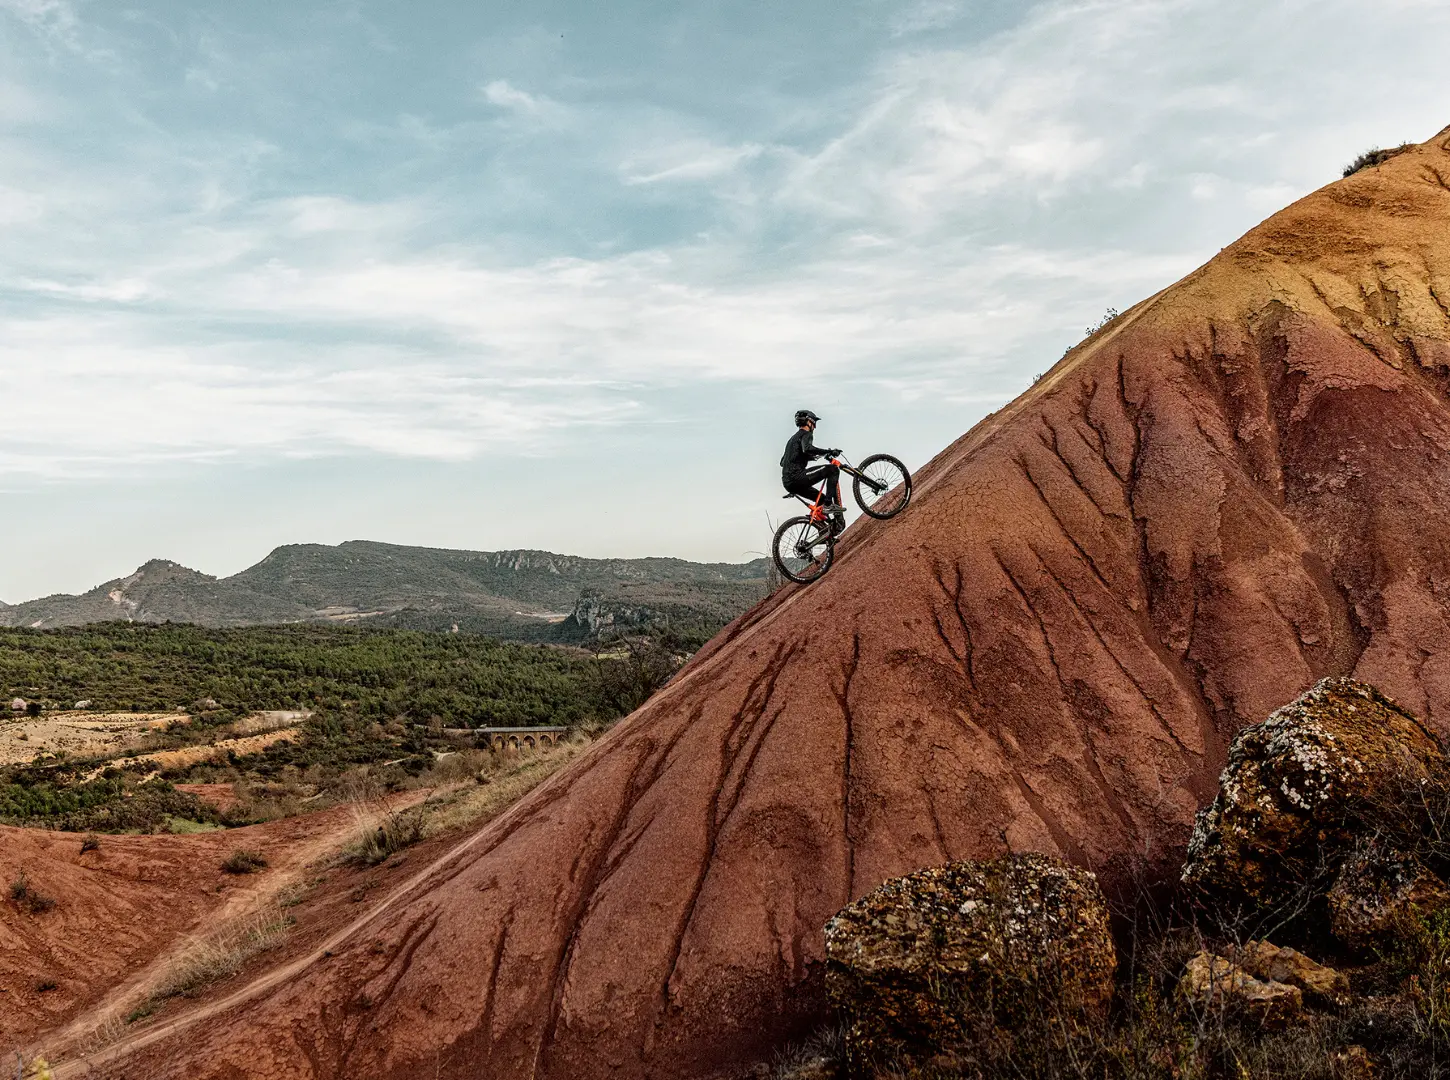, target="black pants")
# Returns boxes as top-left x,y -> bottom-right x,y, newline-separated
784,463 -> 840,506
